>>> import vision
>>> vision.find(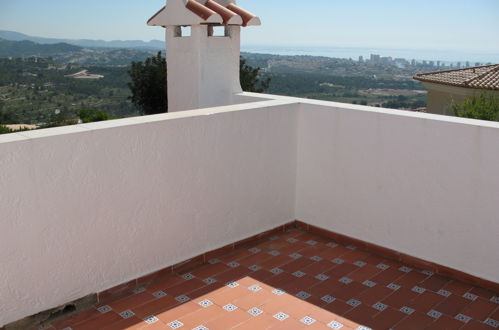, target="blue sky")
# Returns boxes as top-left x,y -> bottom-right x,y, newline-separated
1,0 -> 498,53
